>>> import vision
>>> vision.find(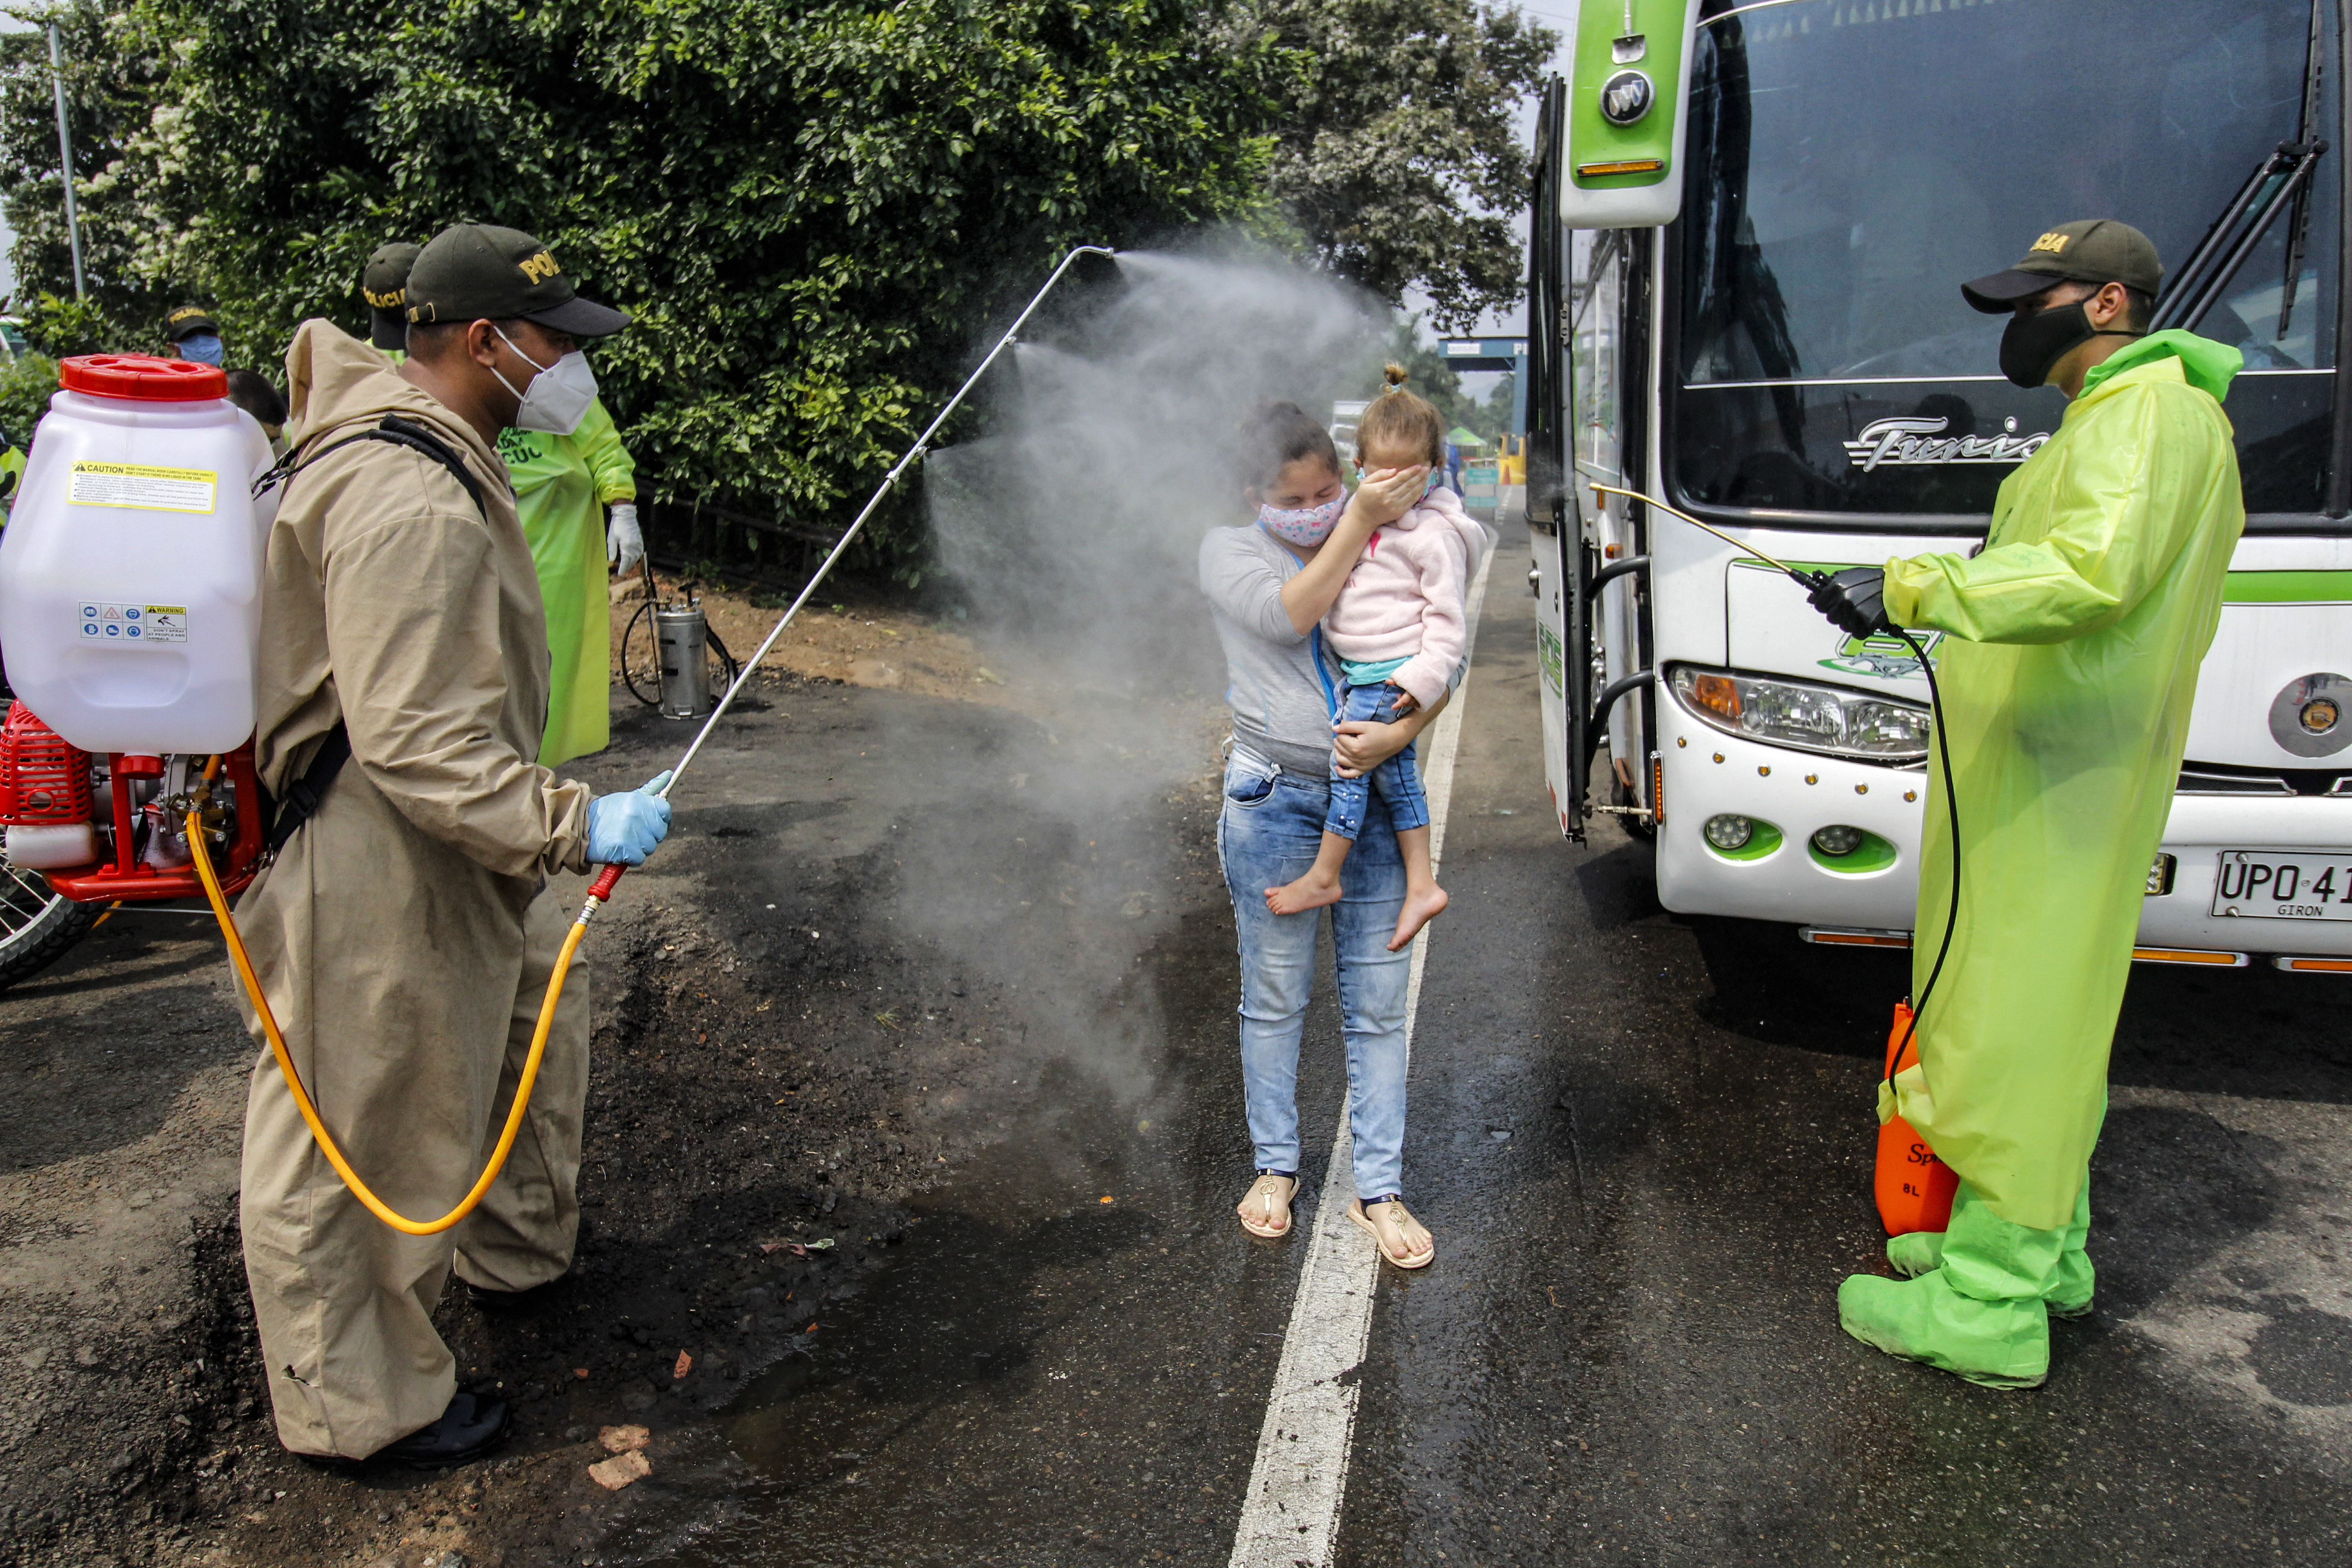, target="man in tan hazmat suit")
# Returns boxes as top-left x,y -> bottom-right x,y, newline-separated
237,223 -> 672,1465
